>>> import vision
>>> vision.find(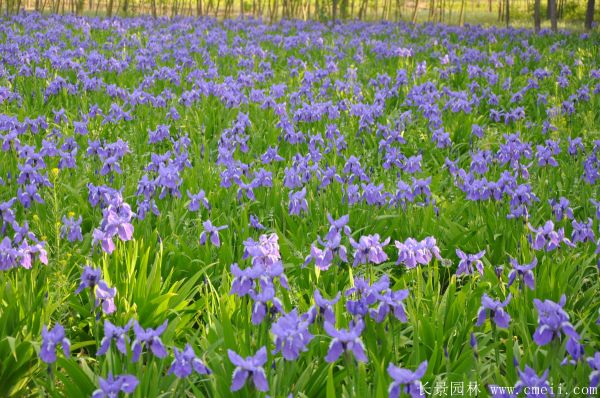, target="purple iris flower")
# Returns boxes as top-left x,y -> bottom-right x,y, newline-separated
350,234 -> 390,266
532,295 -> 579,346
387,360 -> 427,398
227,346 -> 269,392
40,324 -> 70,364
568,136 -> 585,156
229,262 -> 263,297
187,190 -> 210,212
261,146 -> 285,164
249,281 -> 283,324
564,336 -> 586,365
394,237 -> 441,269
455,249 -> 485,276
288,187 -> 308,215
168,344 -> 211,378
17,184 -> 44,208
104,206 -> 134,242
243,233 -> 281,268
98,320 -> 132,355
95,280 -> 117,315
528,221 -> 575,251
305,243 -> 334,270
309,289 -> 340,325
61,215 -> 83,242
325,213 -> 351,241
508,257 -> 537,290
92,373 -> 138,398
591,199 -> 600,220
370,288 -> 409,323
588,352 -> 600,388
346,275 -> 389,317
476,294 -> 511,328
92,197 -> 135,254
249,214 -> 265,230
75,266 -> 101,294
131,320 -> 168,362
514,366 -> 552,398
571,218 -> 595,243
0,237 -> 20,271
92,229 -> 116,254
199,220 -> 227,247
271,309 -> 313,360
549,197 -> 573,221
324,319 -> 368,363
